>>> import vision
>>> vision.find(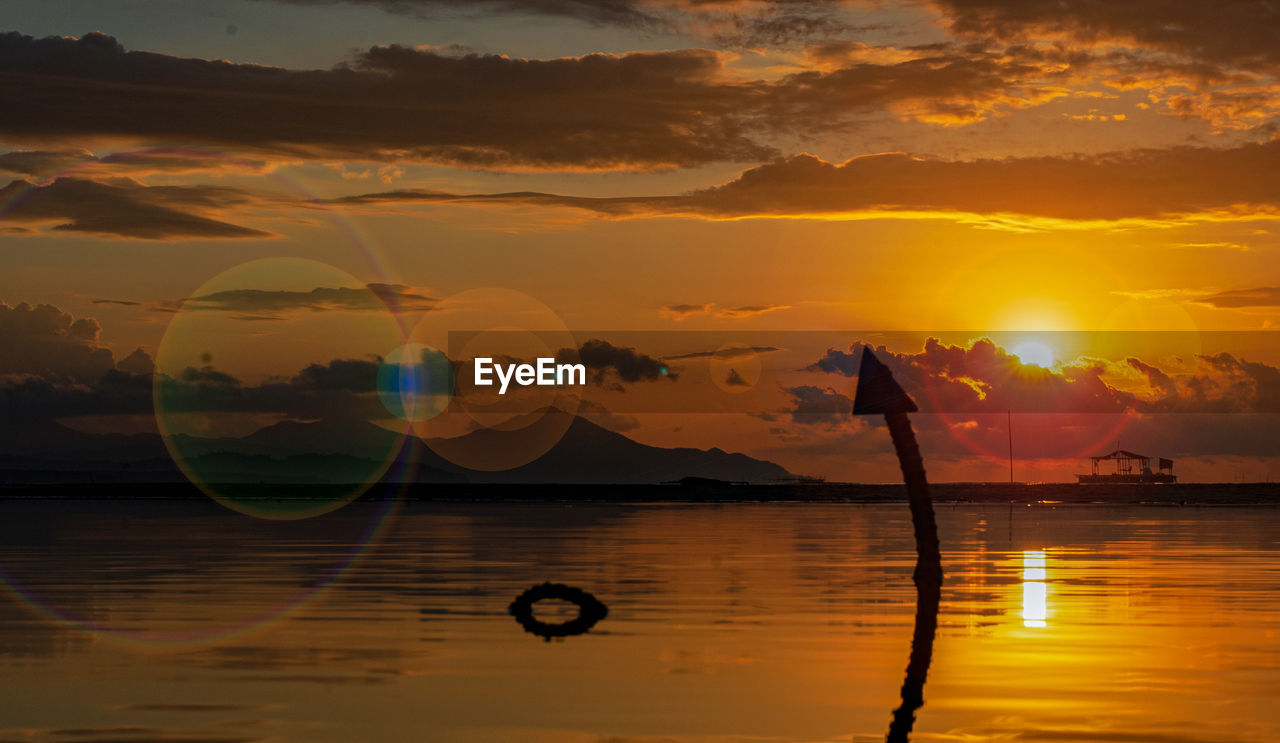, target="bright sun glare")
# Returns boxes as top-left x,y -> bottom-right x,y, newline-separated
1011,341 -> 1055,368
